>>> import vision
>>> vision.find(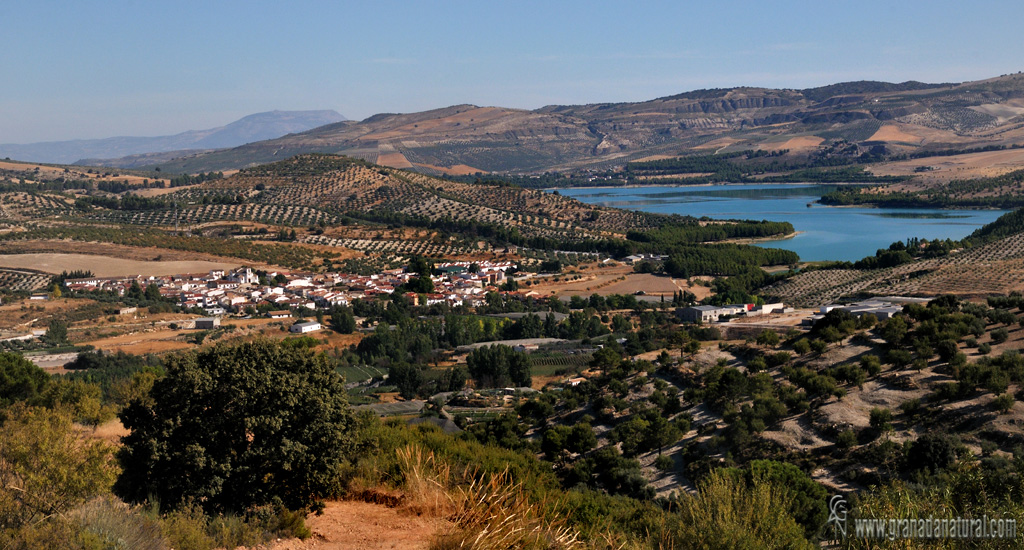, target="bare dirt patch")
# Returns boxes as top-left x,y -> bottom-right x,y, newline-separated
818,379 -> 928,430
529,266 -> 712,300
632,154 -> 677,163
268,499 -> 445,550
531,374 -> 563,390
867,125 -> 923,144
316,331 -> 363,350
760,136 -> 824,152
0,253 -> 239,277
762,416 -> 832,451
